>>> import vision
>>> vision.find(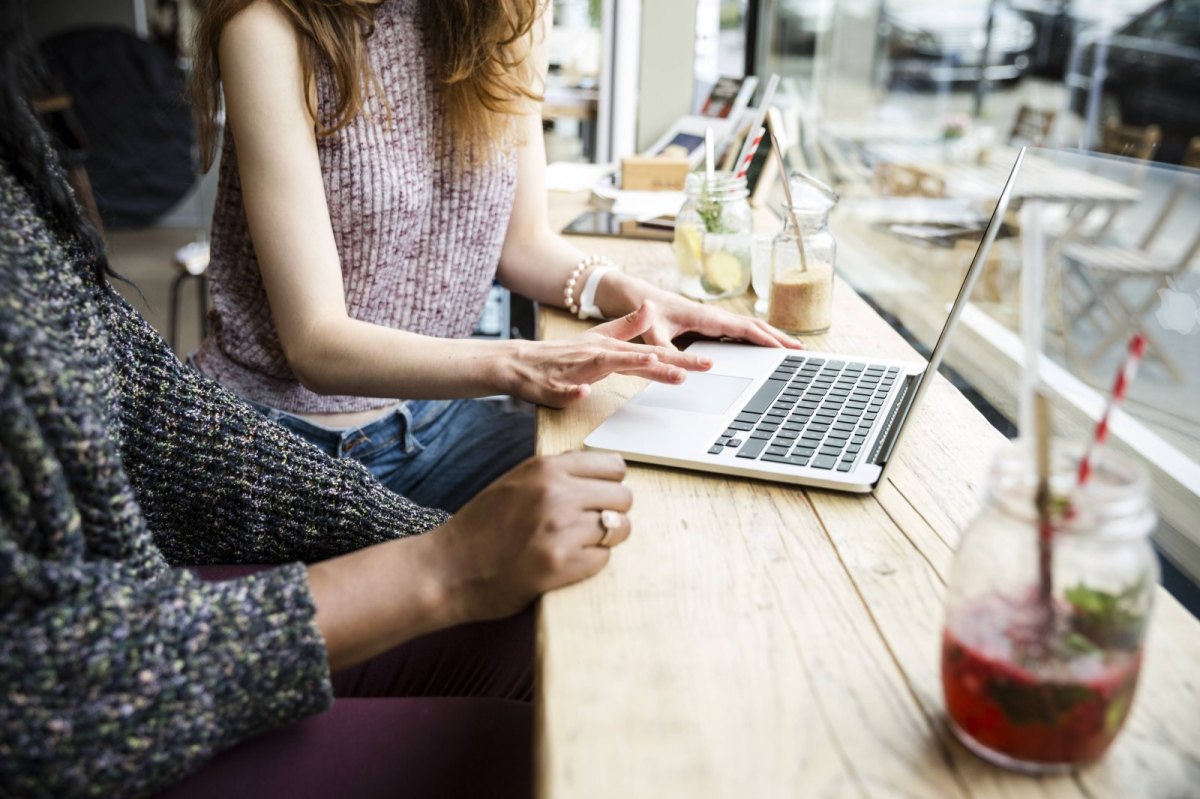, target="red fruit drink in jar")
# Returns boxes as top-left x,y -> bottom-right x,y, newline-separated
942,592 -> 1143,771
